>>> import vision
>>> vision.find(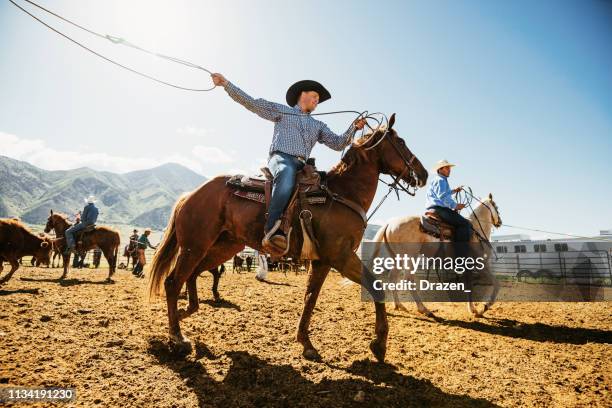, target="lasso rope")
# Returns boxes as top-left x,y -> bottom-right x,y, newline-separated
9,0 -> 391,137
8,0 -> 217,91
10,0 -> 418,221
